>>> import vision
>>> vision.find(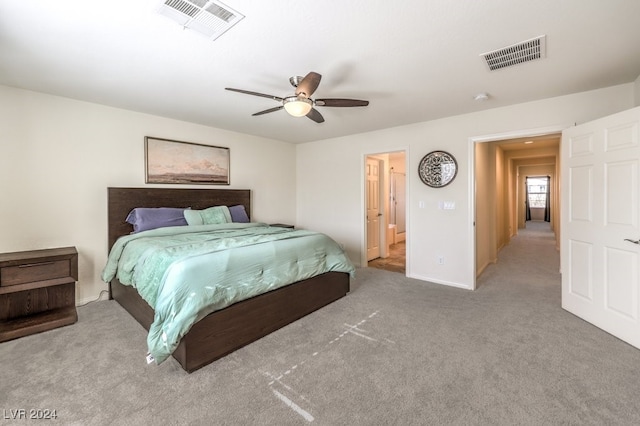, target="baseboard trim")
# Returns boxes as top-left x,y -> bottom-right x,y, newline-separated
406,273 -> 472,290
